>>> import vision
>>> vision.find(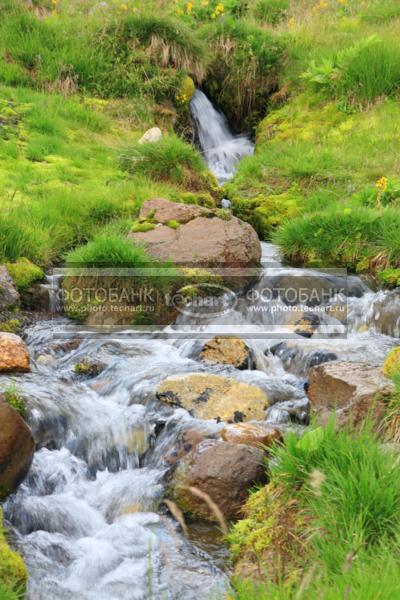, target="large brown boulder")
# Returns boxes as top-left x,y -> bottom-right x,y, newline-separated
172,439 -> 267,521
129,198 -> 261,270
156,373 -> 269,422
0,396 -> 34,495
0,333 -> 30,373
199,336 -> 255,369
0,266 -> 19,310
308,361 -> 395,426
